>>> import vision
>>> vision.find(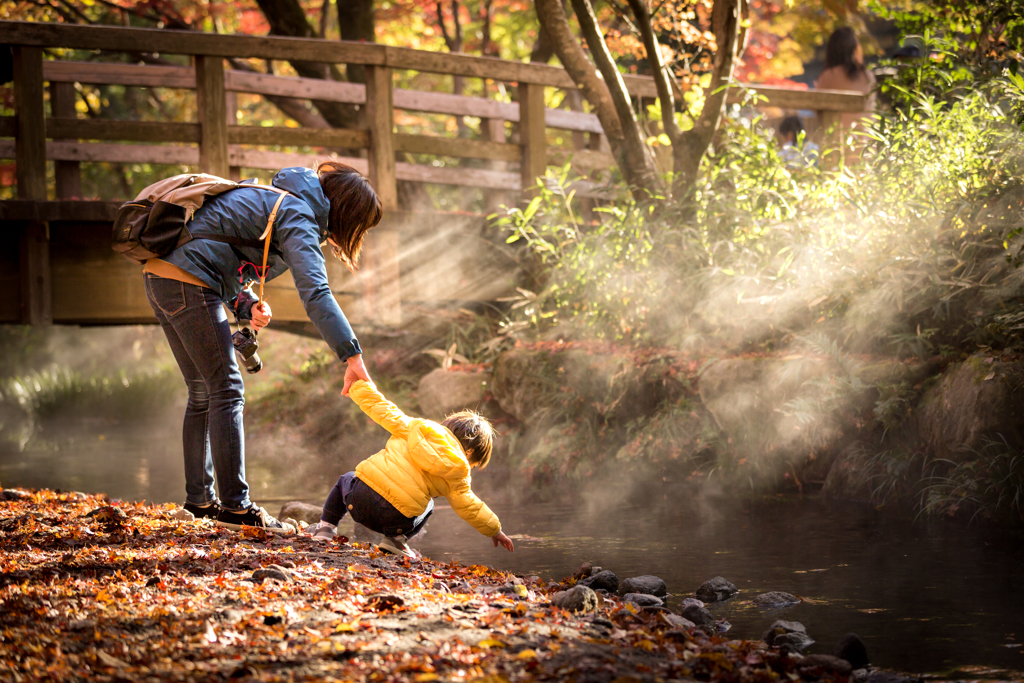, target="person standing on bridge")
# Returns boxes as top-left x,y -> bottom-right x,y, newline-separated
142,161 -> 382,533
